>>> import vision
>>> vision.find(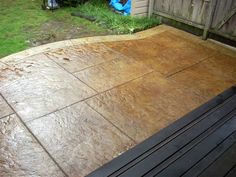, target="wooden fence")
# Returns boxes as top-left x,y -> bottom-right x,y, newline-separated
131,0 -> 149,16
132,0 -> 236,41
